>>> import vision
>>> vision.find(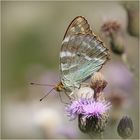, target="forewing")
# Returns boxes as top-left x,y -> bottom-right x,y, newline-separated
60,34 -> 109,91
63,16 -> 93,39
